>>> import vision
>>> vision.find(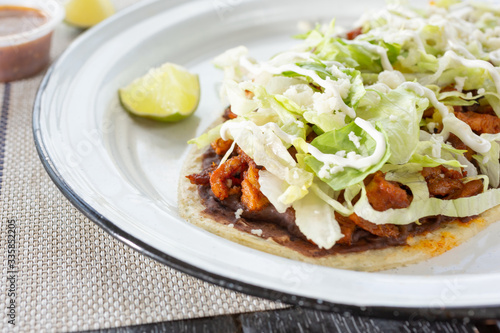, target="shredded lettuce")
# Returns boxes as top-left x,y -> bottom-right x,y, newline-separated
282,62 -> 337,82
408,137 -> 466,168
396,49 -> 439,74
302,111 -> 346,133
474,134 -> 500,188
313,38 -> 389,72
357,86 -> 429,164
344,69 -> 366,107
223,80 -> 259,116
188,124 -> 223,149
258,170 -> 291,213
304,121 -> 391,190
293,187 -> 343,249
